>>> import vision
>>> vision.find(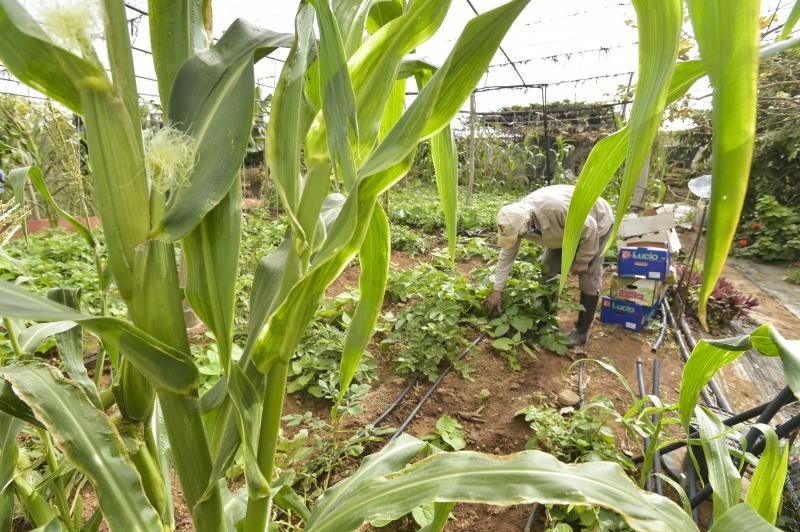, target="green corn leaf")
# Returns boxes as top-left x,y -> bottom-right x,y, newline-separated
0,379 -> 38,426
421,502 -> 454,532
0,280 -> 199,393
686,0 -> 760,330
606,0 -> 683,248
6,166 -> 29,241
677,333 -> 751,429
333,0 -> 374,57
17,322 -> 76,354
312,0 -> 360,191
409,64 -> 458,267
780,1 -> 800,41
20,166 -> 95,248
0,0 -> 109,113
251,0 -> 527,374
0,412 -> 23,532
183,177 -> 241,374
148,0 -> 211,109
745,424 -> 789,524
678,324 -> 800,429
80,90 -> 151,302
305,0 -> 452,166
307,434 -> 696,532
204,199 -> 342,483
154,20 -> 293,242
223,365 -> 270,500
338,203 -> 390,403
431,126 -> 458,267
358,0 -> 528,179
710,503 -> 781,532
310,433 -> 429,522
46,288 -> 101,409
1,364 -> 161,531
266,3 -> 316,224
380,78 -> 407,140
367,0 -> 405,33
695,406 -> 741,520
